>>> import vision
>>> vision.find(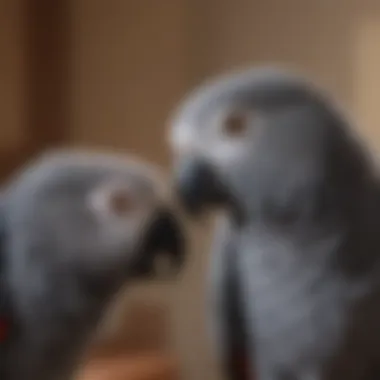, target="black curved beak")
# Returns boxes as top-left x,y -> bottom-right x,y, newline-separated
174,158 -> 232,217
130,208 -> 186,279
